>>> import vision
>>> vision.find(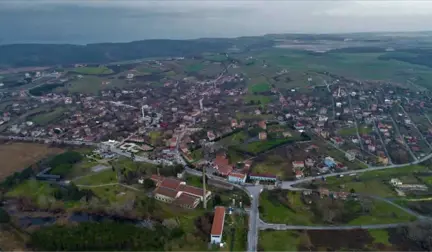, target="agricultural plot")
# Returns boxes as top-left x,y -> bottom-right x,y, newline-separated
259,190 -> 416,226
70,66 -> 113,75
30,107 -> 67,126
0,143 -> 63,181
